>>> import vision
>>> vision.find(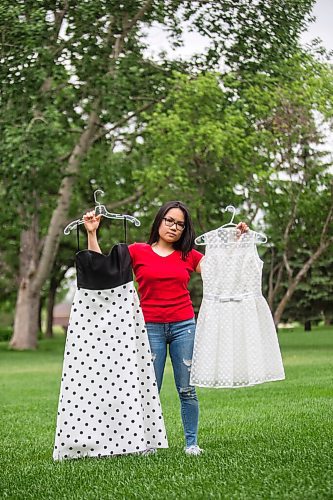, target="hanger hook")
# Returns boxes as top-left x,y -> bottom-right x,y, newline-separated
224,205 -> 236,225
94,189 -> 104,206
